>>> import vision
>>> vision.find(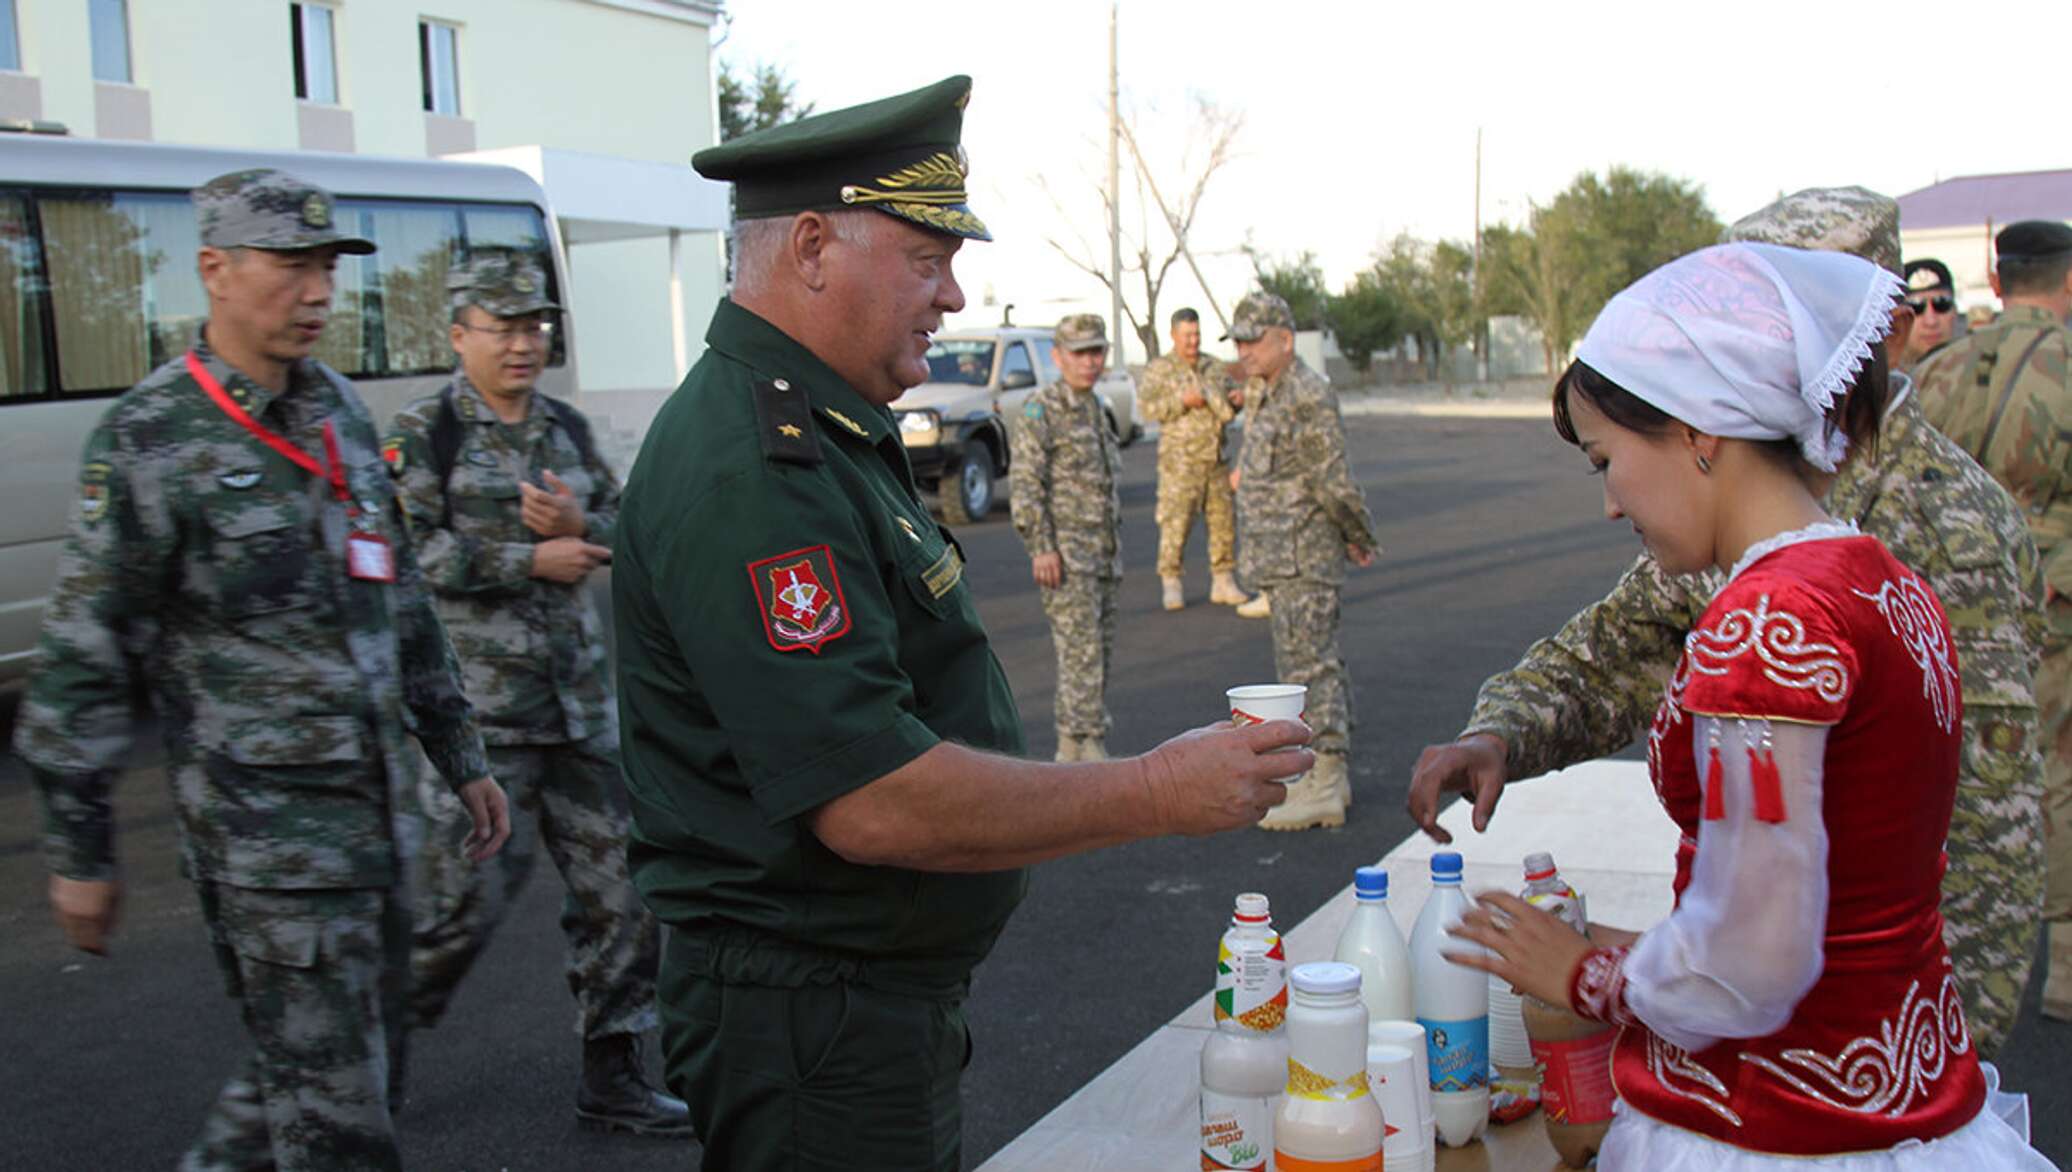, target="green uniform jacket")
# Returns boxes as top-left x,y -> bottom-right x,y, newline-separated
613,300 -> 1027,991
1008,379 -> 1122,576
1235,357 -> 1379,585
385,374 -> 621,746
13,334 -> 489,886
